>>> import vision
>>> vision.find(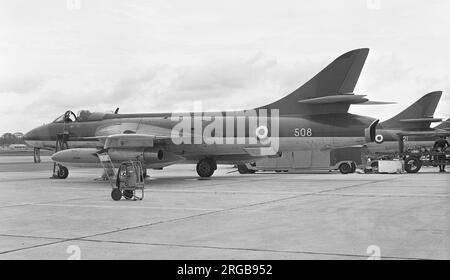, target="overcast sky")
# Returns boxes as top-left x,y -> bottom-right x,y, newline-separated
0,0 -> 449,134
